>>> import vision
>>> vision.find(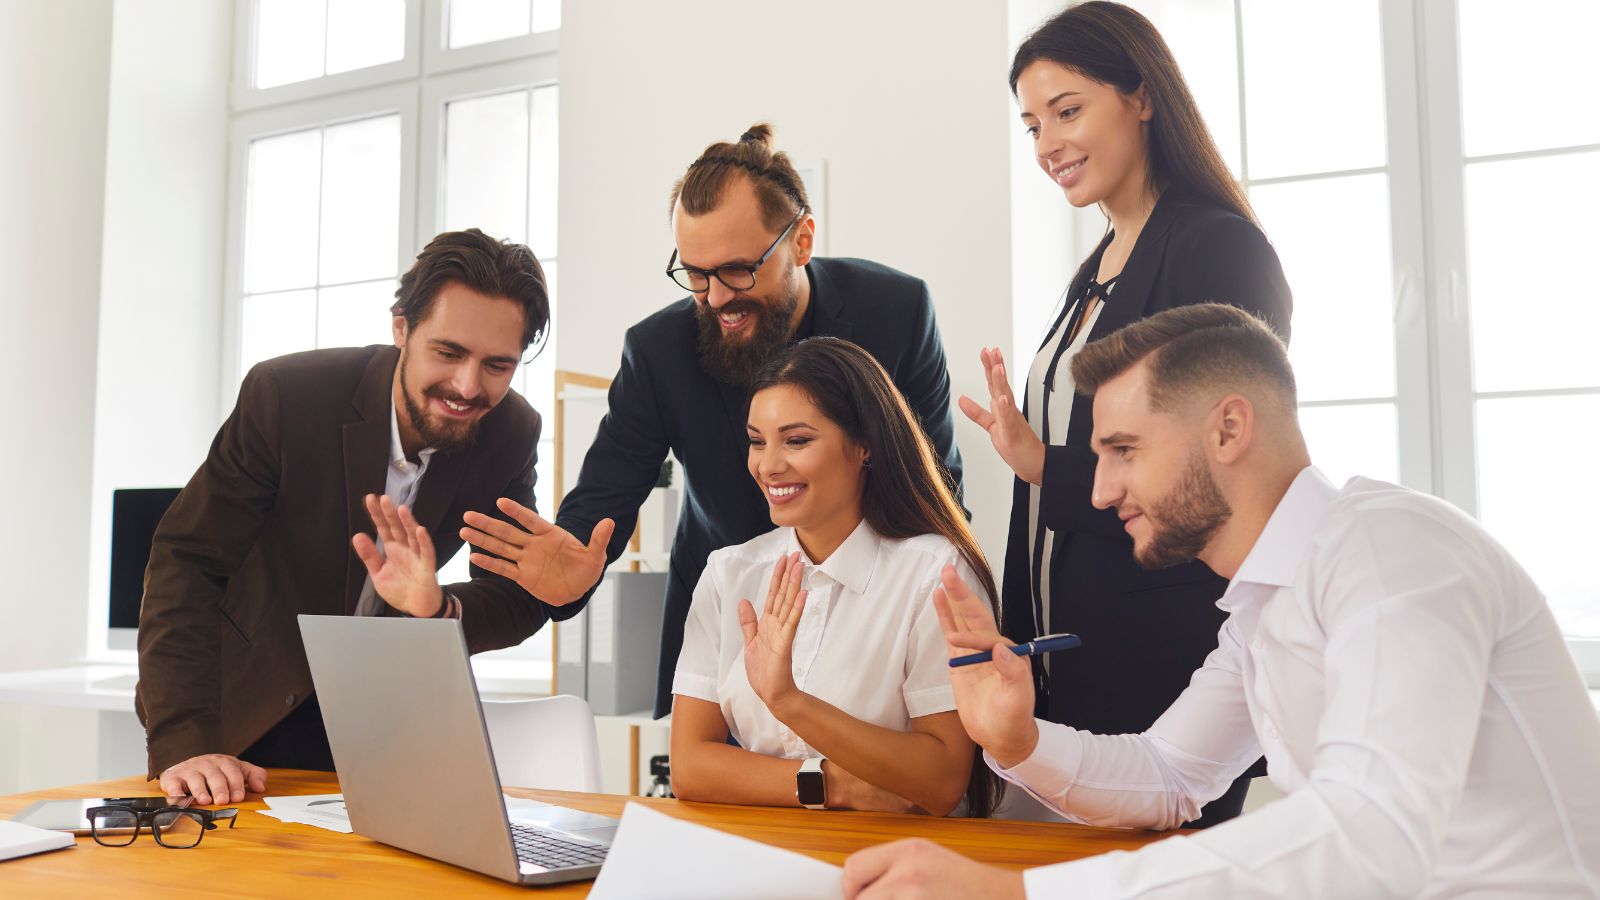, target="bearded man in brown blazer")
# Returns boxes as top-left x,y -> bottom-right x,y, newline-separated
136,229 -> 571,805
